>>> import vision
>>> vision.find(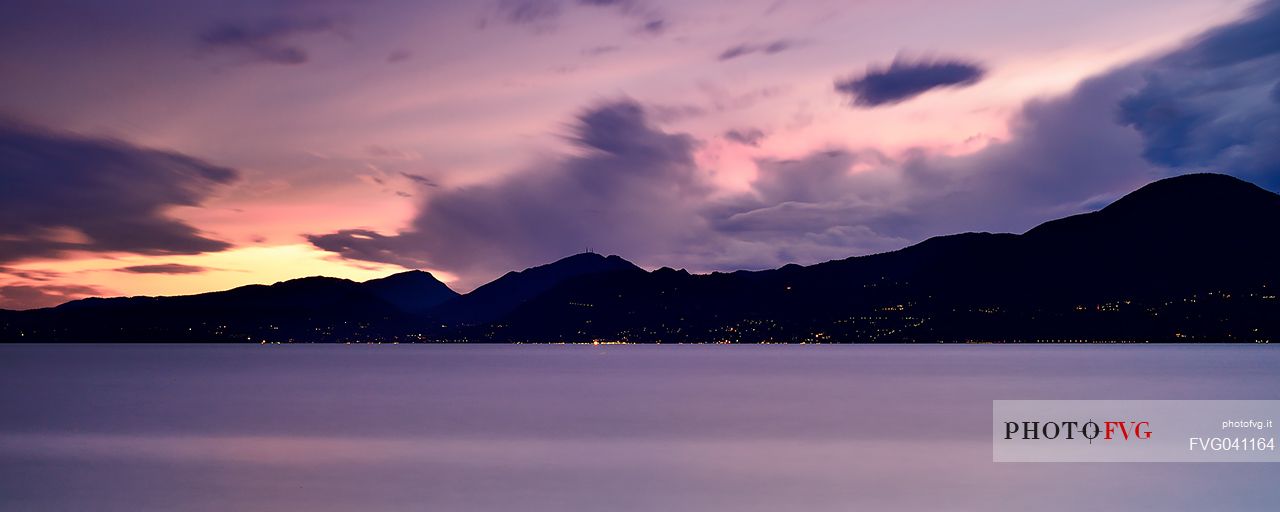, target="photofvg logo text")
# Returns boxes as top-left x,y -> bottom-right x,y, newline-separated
1004,420 -> 1151,442
993,401 -> 1280,462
